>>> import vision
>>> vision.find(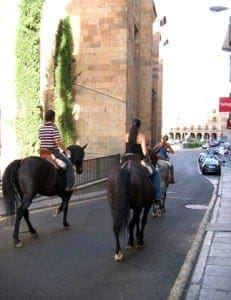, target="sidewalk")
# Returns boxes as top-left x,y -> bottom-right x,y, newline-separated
184,162 -> 231,299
